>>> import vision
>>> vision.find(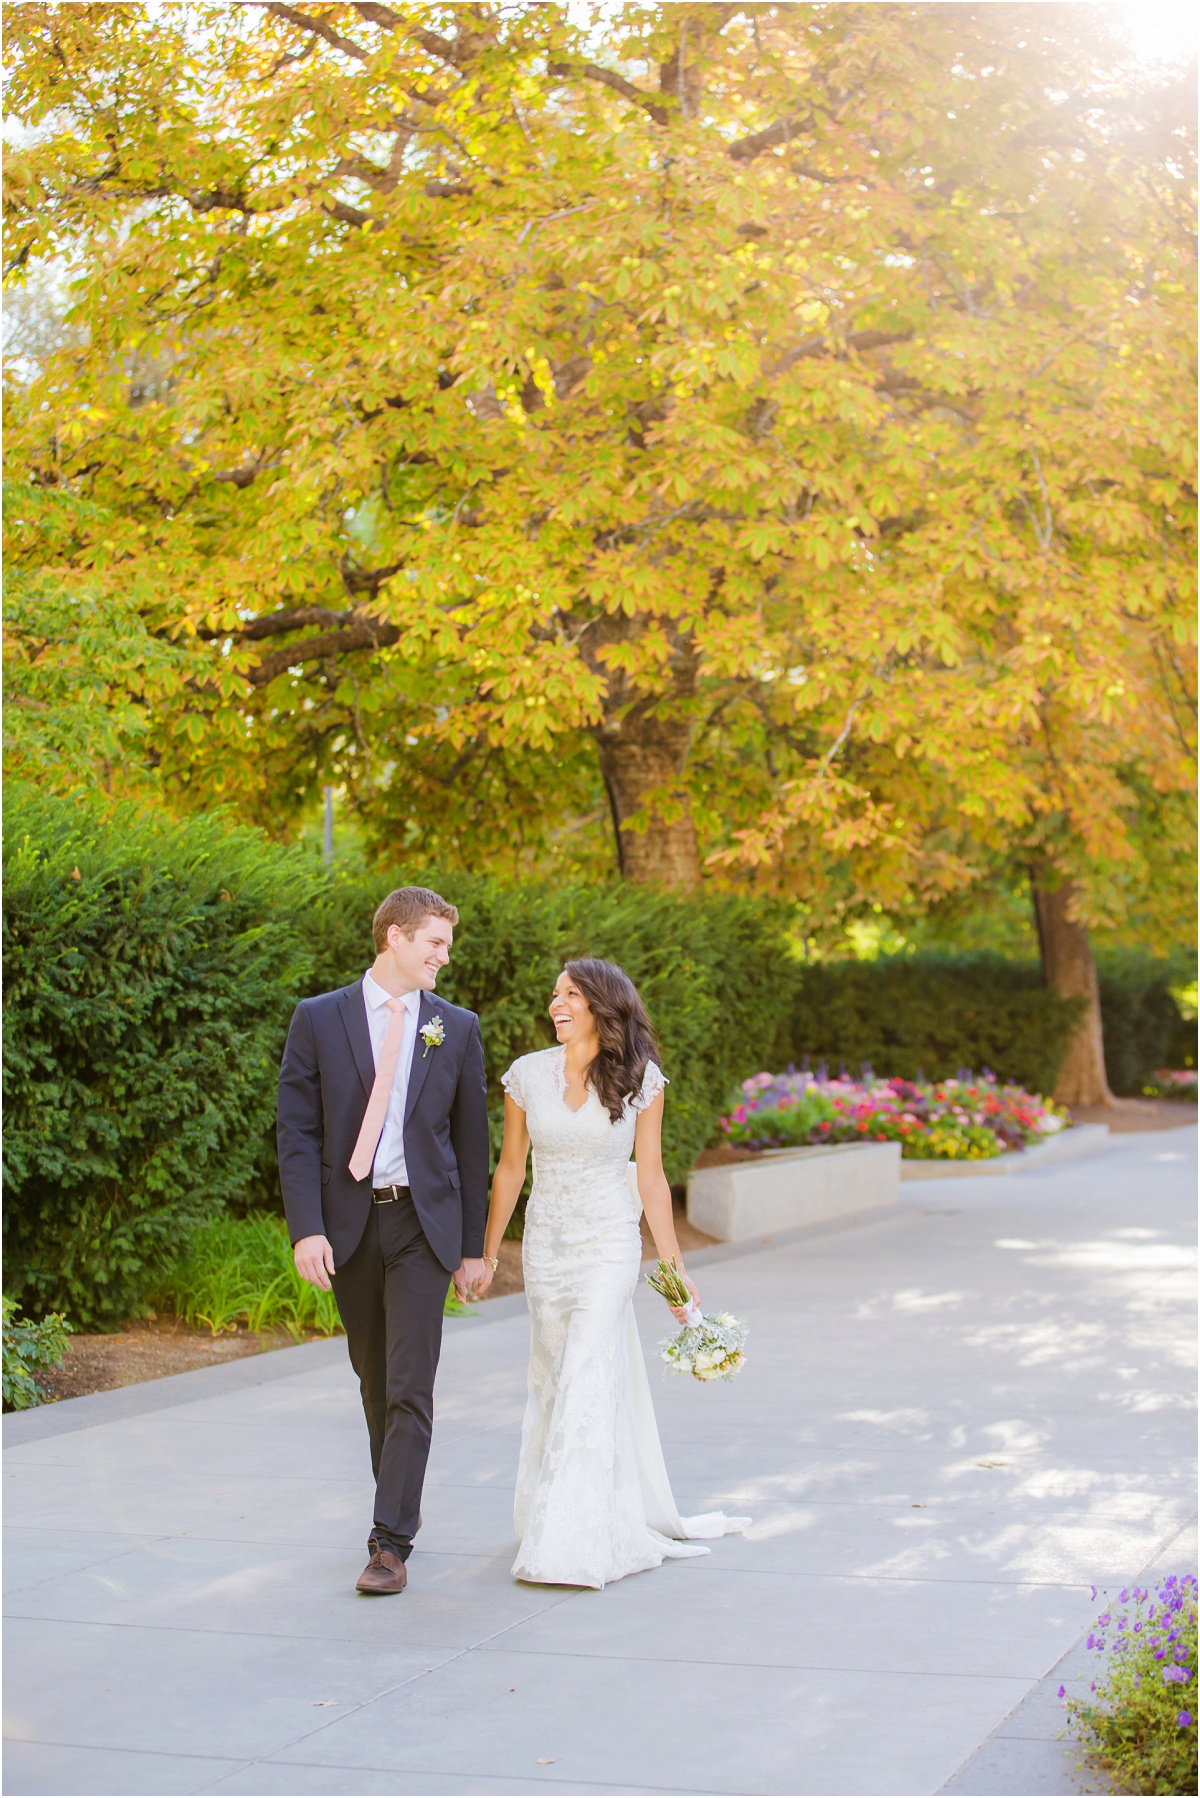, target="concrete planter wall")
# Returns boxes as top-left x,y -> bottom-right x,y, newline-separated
898,1121 -> 1110,1180
686,1140 -> 900,1243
